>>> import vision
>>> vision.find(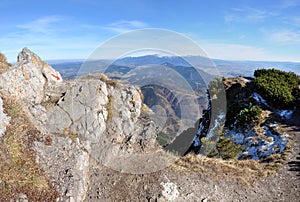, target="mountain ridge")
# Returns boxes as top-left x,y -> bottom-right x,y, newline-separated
0,48 -> 299,201
50,54 -> 300,79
